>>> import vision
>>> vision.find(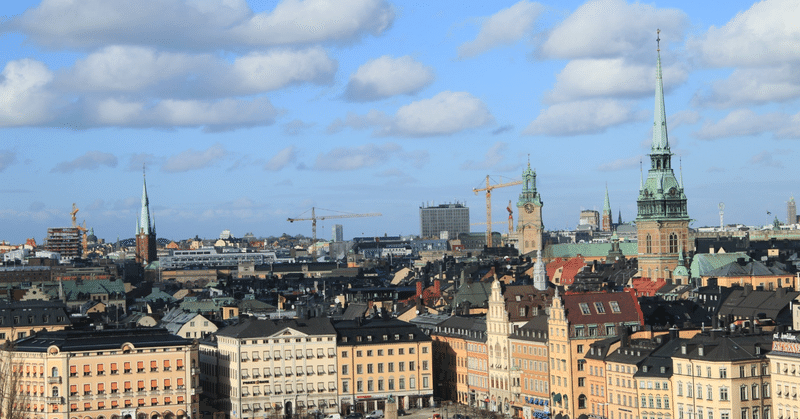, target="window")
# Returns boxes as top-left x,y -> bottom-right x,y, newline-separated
367,364 -> 373,374
580,303 -> 591,315
409,361 -> 415,371
609,301 -> 621,312
646,234 -> 652,253
342,365 -> 348,375
720,387 -> 729,401
742,409 -> 749,419
578,377 -> 585,387
577,345 -> 584,354
669,232 -> 678,253
578,360 -> 585,371
763,383 -> 770,398
720,368 -> 727,378
740,366 -> 746,378
578,395 -> 587,409
594,302 -> 605,313
422,361 -> 428,371
388,363 -> 394,372
753,384 -> 760,399
741,385 -> 748,401
357,365 -> 363,374
422,347 -> 428,354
